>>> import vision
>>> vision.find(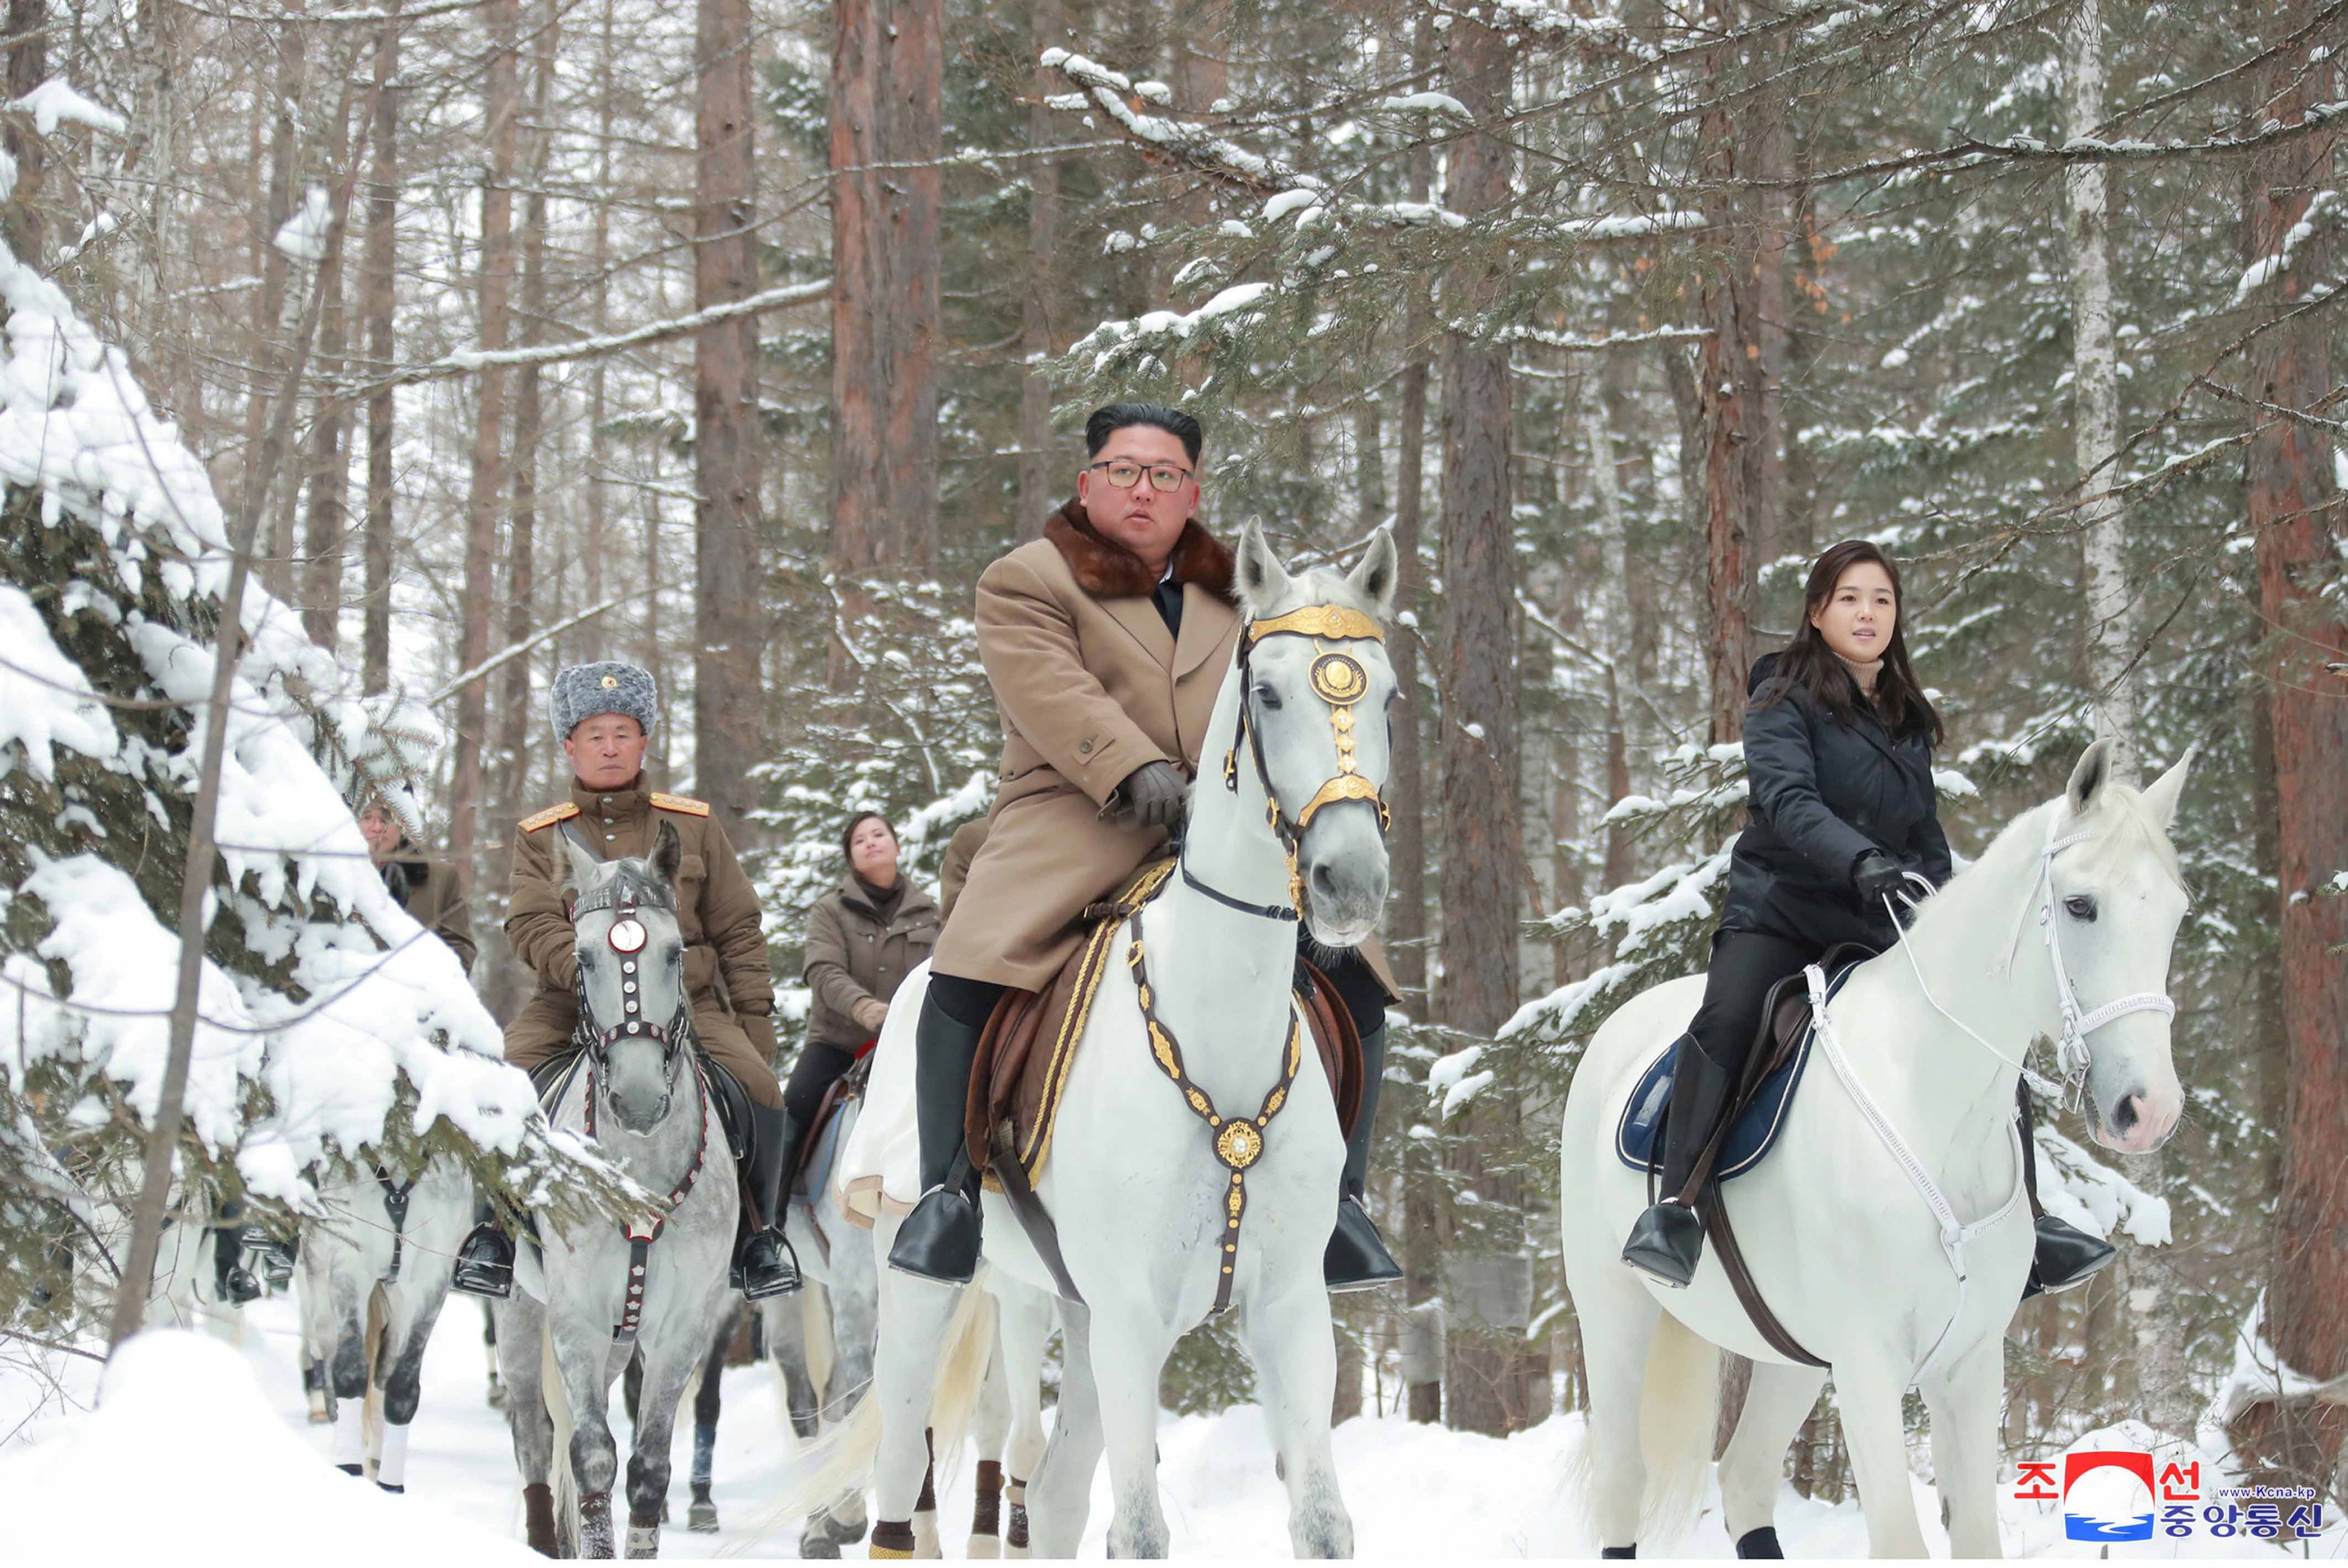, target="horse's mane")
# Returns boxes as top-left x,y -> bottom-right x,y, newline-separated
1900,779 -> 2183,956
